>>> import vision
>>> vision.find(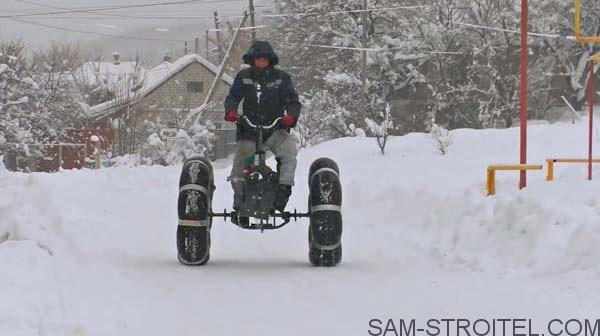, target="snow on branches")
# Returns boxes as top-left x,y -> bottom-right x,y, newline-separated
0,40 -> 88,170
365,103 -> 393,154
429,124 -> 453,156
